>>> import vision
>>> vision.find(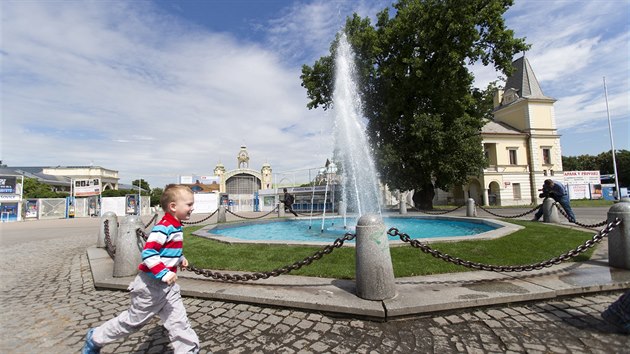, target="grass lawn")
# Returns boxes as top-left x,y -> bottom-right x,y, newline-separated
184,219 -> 598,279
